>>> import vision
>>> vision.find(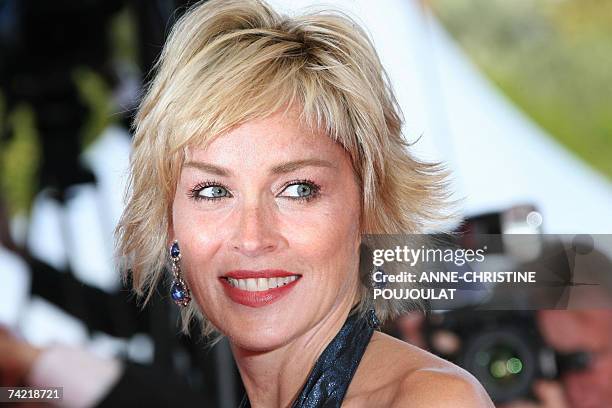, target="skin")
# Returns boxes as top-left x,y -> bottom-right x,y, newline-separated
502,310 -> 612,408
170,107 -> 492,407
0,326 -> 41,385
397,309 -> 612,408
539,310 -> 612,408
